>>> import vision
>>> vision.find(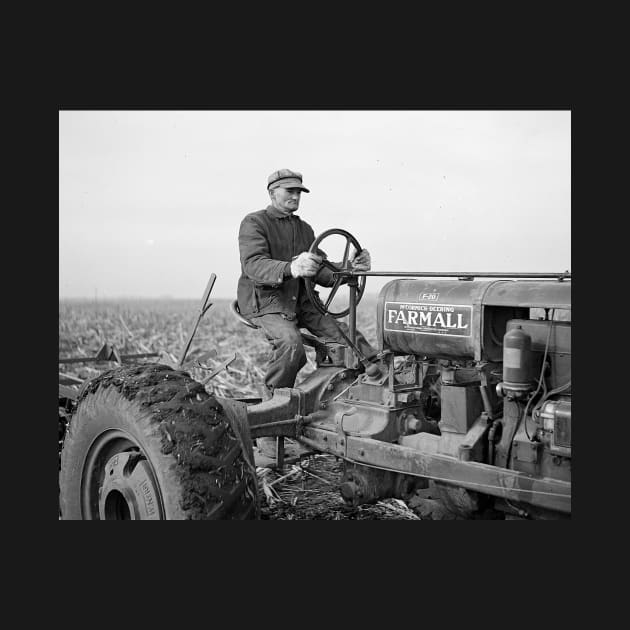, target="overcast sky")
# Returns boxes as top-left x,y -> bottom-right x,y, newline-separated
59,110 -> 570,300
